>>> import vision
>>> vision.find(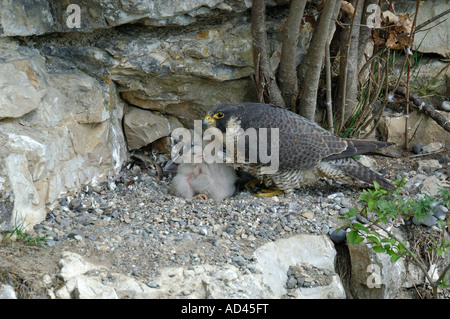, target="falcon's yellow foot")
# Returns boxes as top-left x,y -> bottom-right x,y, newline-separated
253,188 -> 282,197
244,179 -> 262,191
